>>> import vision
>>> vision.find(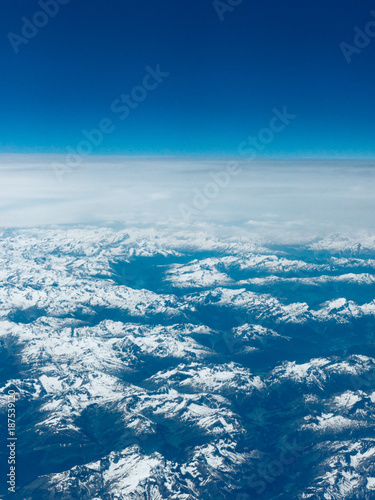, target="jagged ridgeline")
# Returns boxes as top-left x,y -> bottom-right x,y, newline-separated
0,227 -> 375,499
